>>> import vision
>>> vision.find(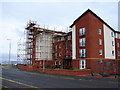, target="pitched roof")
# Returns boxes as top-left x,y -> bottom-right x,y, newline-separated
70,9 -> 118,33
